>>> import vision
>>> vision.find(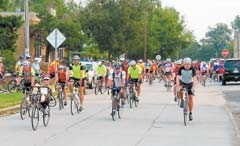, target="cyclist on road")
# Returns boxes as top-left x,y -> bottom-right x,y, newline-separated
68,55 -> 86,111
96,60 -> 107,86
176,57 -> 197,121
127,60 -> 142,101
15,55 -> 25,76
109,64 -> 126,116
55,65 -> 69,106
